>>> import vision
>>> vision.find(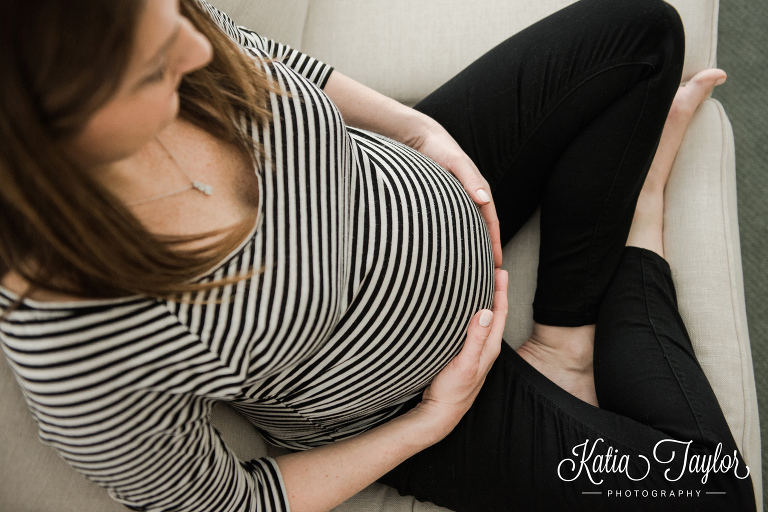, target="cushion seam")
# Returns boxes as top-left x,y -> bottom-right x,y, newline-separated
714,99 -> 750,449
